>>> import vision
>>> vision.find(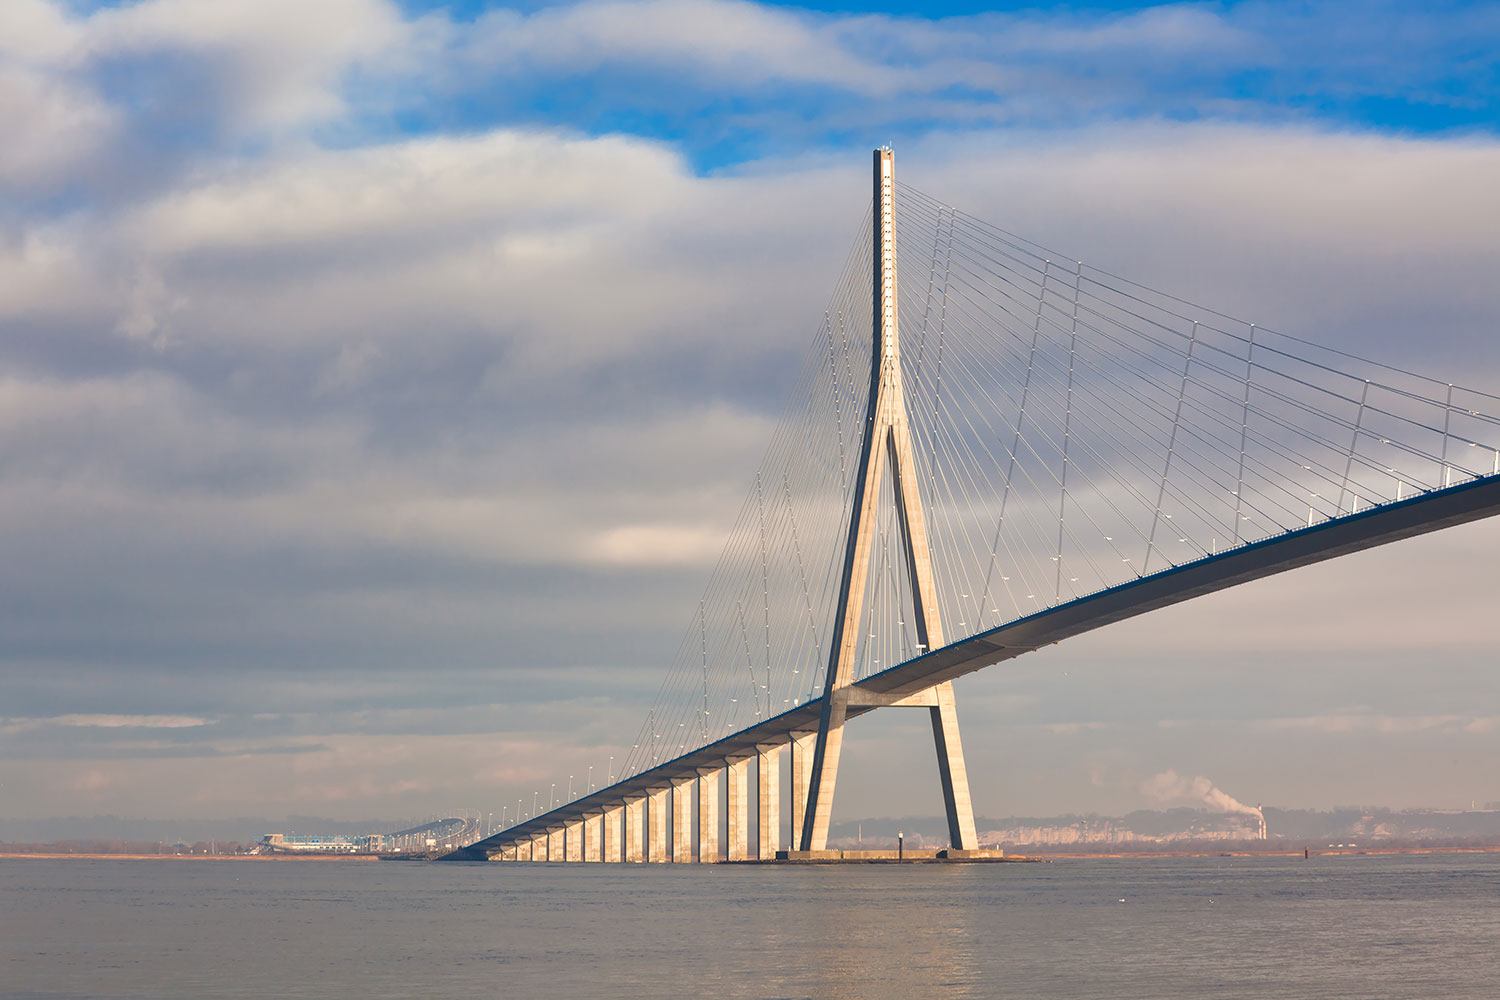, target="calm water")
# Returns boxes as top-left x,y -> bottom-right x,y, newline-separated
3,853 -> 1498,999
